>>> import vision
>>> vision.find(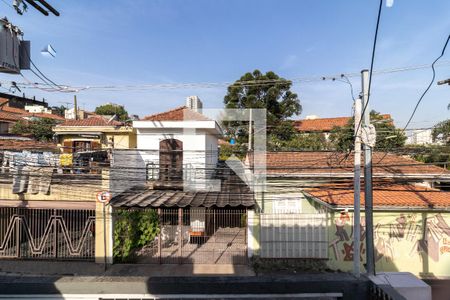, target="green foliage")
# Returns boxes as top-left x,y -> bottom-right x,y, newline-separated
267,132 -> 329,151
411,145 -> 450,170
51,105 -> 66,117
11,118 -> 57,141
219,143 -> 247,160
113,209 -> 159,262
328,111 -> 406,151
95,104 -> 129,121
223,70 -> 302,148
432,119 -> 450,145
